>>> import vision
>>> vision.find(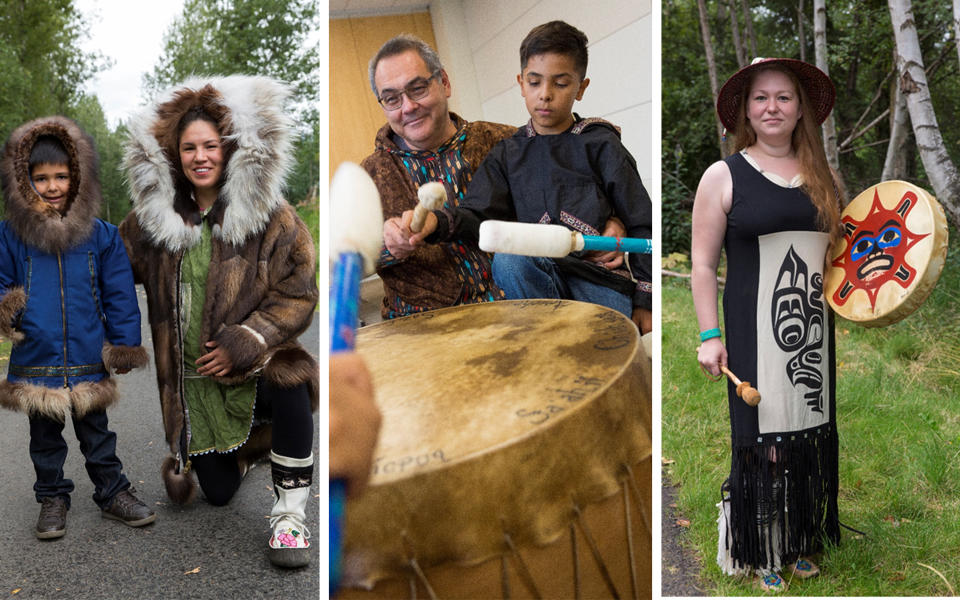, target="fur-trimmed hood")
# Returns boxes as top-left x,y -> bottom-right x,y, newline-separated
0,116 -> 101,254
123,75 -> 294,252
